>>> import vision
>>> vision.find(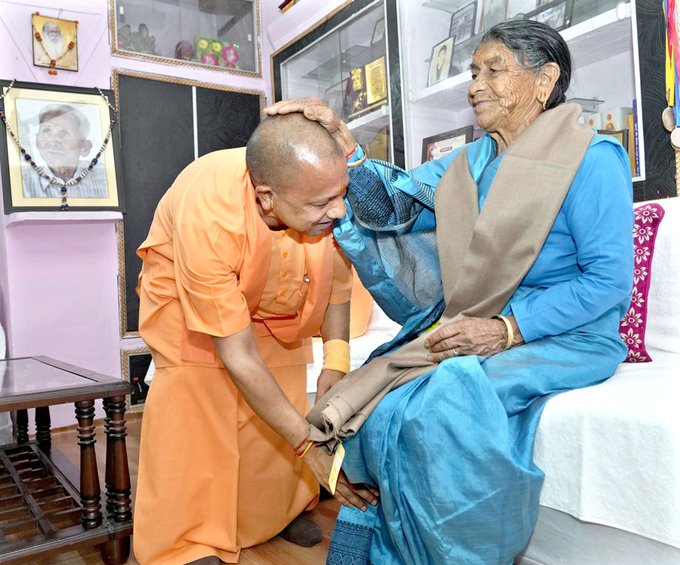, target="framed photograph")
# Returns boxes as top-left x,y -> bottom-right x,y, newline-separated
0,80 -> 123,213
121,349 -> 153,412
371,18 -> 385,45
526,0 -> 573,31
449,1 -> 477,45
31,13 -> 78,73
421,125 -> 474,163
597,129 -> 629,151
427,37 -> 454,87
